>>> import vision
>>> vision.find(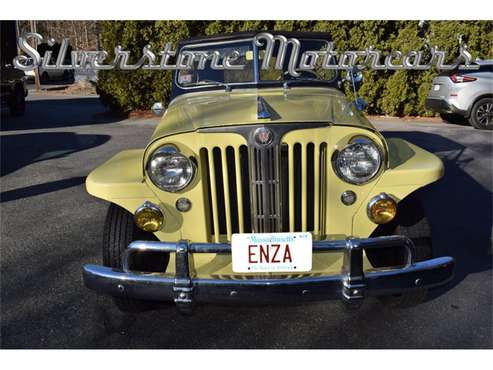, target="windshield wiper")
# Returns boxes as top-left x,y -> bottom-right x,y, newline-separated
196,79 -> 232,92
